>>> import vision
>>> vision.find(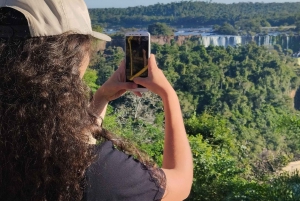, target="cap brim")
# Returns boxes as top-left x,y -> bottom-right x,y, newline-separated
92,31 -> 111,41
